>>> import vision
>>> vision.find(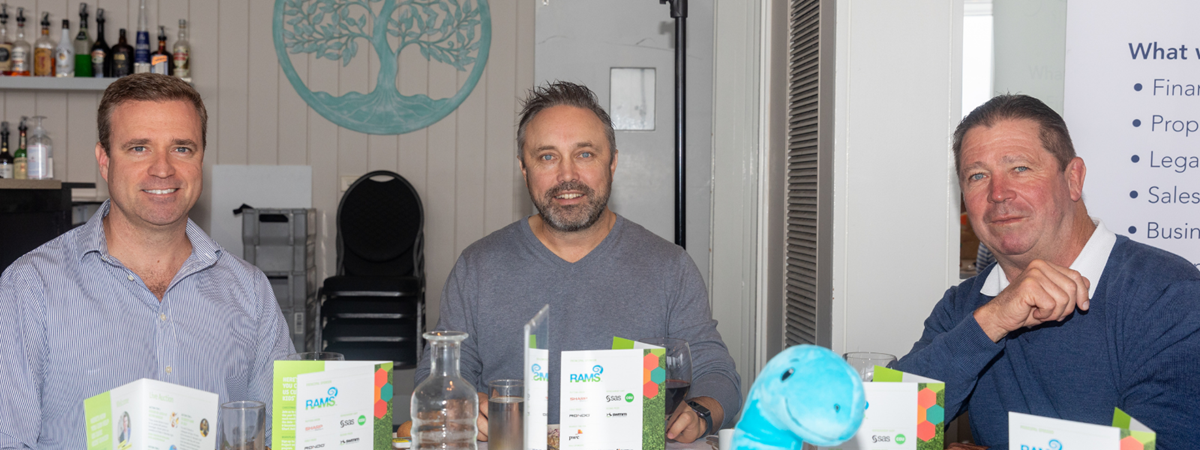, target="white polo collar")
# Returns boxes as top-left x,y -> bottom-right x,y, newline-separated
980,218 -> 1116,298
